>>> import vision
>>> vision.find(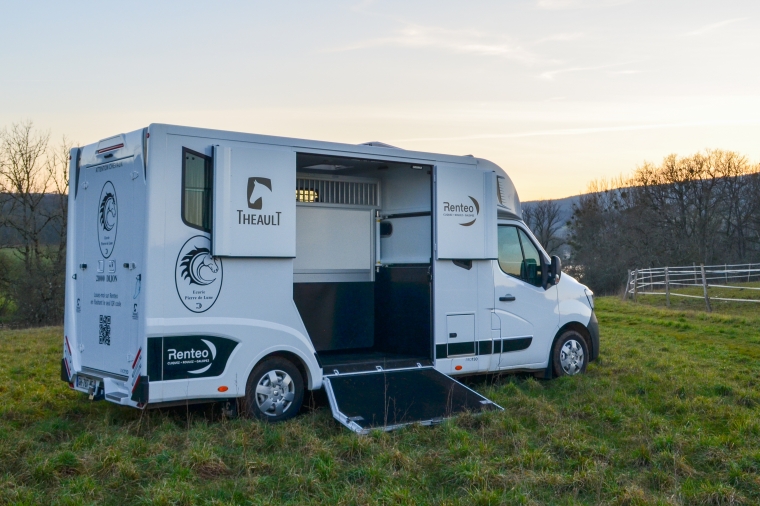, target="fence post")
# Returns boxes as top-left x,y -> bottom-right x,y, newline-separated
622,270 -> 632,300
725,263 -> 728,283
700,263 -> 712,313
693,262 -> 697,285
749,263 -> 752,283
633,269 -> 639,302
665,266 -> 670,308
